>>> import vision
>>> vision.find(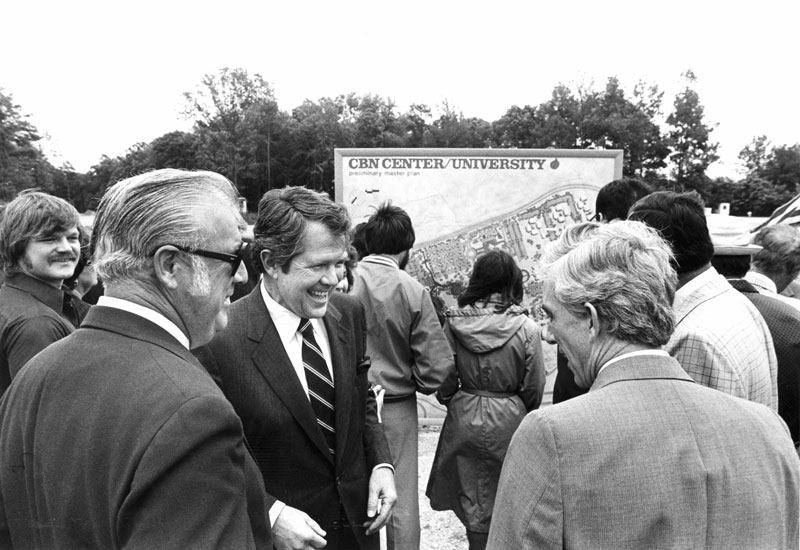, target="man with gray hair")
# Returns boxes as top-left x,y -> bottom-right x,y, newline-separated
487,220 -> 799,549
0,169 -> 271,548
0,190 -> 84,394
746,223 -> 800,311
